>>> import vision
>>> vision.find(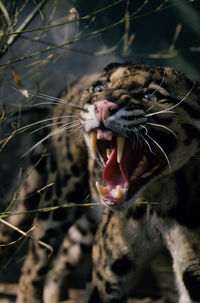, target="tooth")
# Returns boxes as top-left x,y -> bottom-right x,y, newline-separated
132,155 -> 148,179
115,185 -> 123,199
106,149 -> 112,160
117,136 -> 125,163
107,134 -> 113,141
141,165 -> 159,178
90,131 -> 97,159
141,172 -> 151,178
142,155 -> 147,165
96,181 -> 108,196
151,164 -> 159,172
